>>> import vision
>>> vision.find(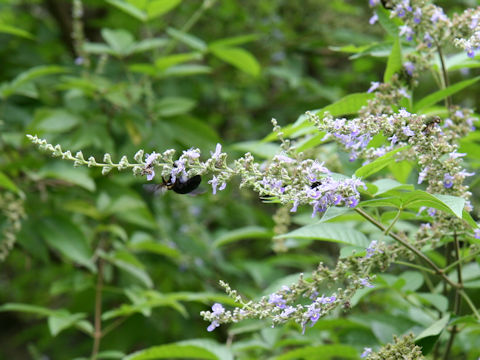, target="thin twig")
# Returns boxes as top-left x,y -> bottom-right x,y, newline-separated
384,209 -> 401,236
393,260 -> 436,274
443,248 -> 480,272
435,39 -> 452,111
91,257 -> 104,360
443,232 -> 463,360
